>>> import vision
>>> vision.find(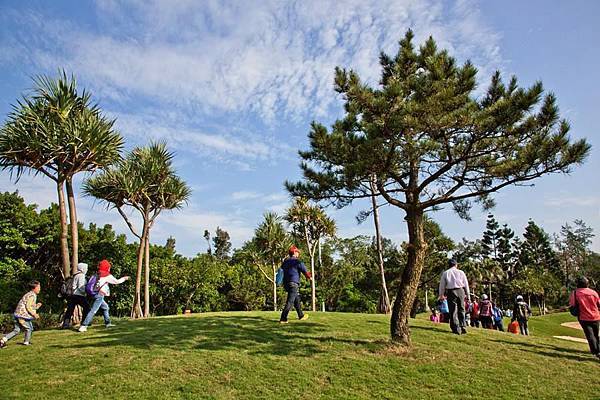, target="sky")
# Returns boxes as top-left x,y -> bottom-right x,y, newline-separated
0,0 -> 598,256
